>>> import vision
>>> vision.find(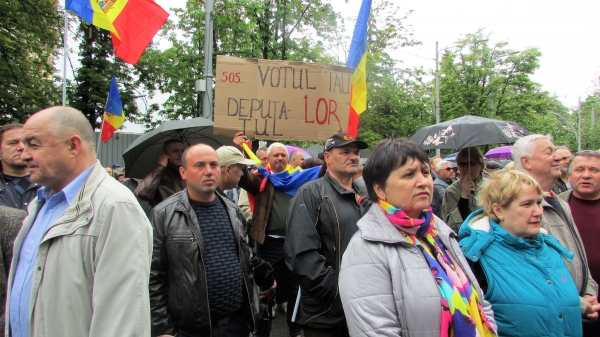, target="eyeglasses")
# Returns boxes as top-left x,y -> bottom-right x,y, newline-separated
443,167 -> 454,171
